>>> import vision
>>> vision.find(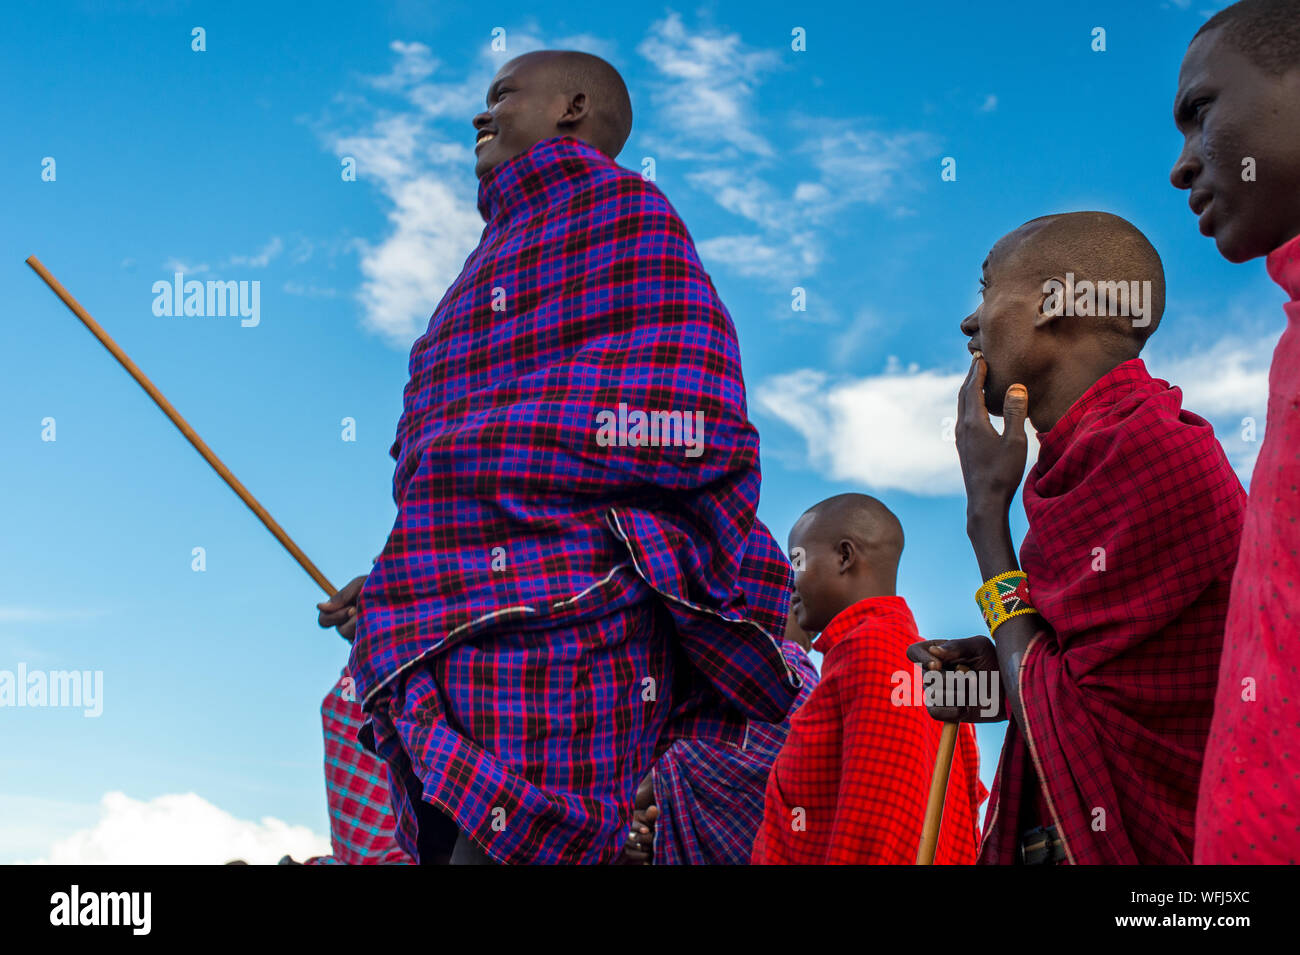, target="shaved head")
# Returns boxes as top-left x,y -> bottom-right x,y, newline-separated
1194,0 -> 1300,76
993,210 -> 1166,351
512,49 -> 633,157
474,49 -> 633,178
799,493 -> 905,560
788,493 -> 903,632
